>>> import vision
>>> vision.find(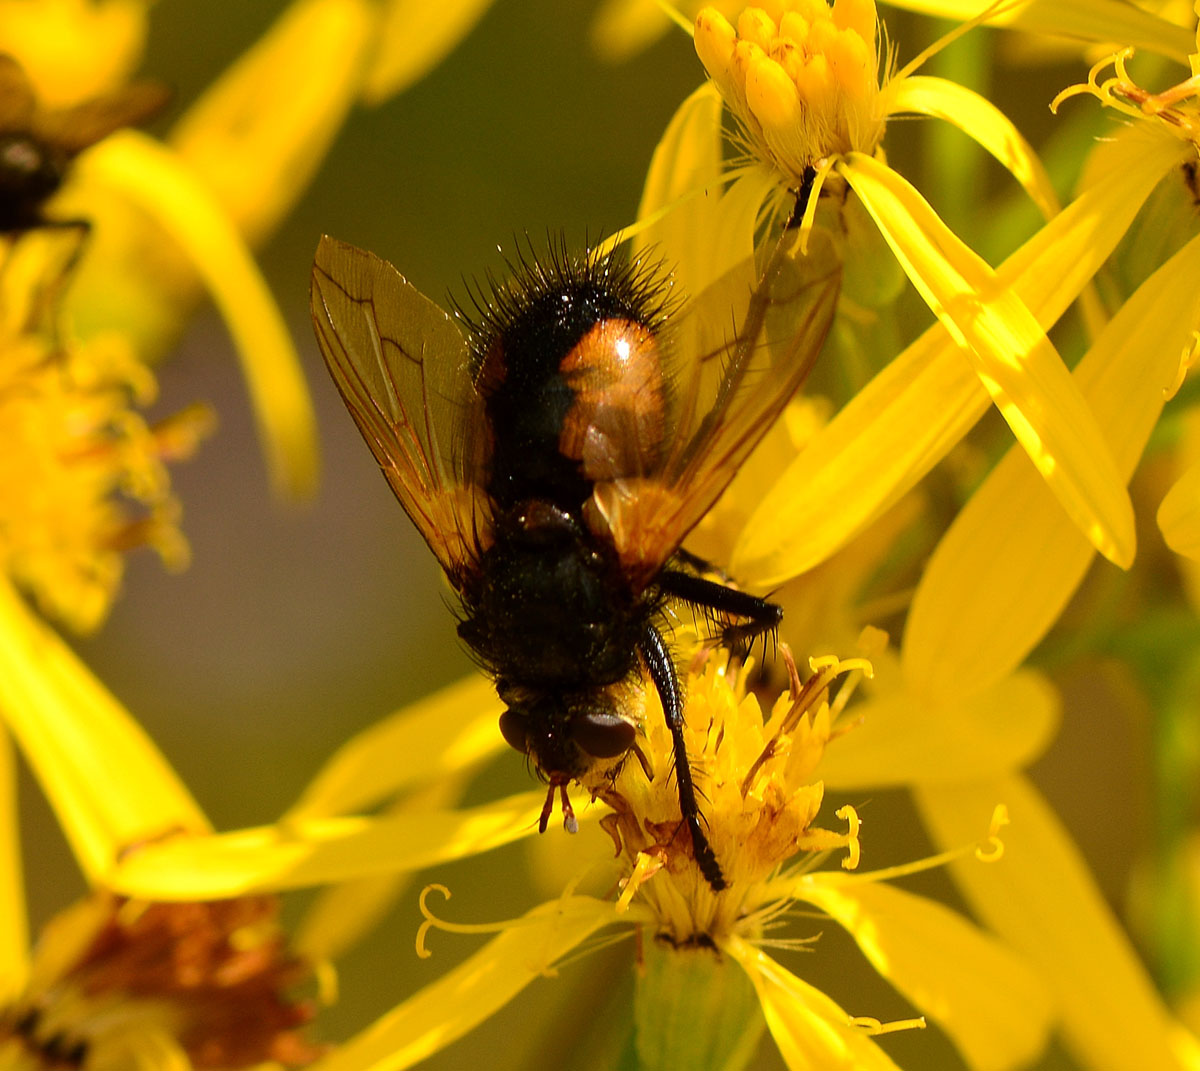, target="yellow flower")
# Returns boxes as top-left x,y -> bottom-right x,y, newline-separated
881,0 -> 1197,64
0,239 -> 210,632
0,578 -> 354,1067
2,0 -> 498,500
635,0 -> 1138,579
0,892 -> 320,1070
1046,17 -> 1200,561
858,20 -> 1200,1070
245,640 -> 1048,1071
592,0 -> 1198,63
694,0 -> 886,182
